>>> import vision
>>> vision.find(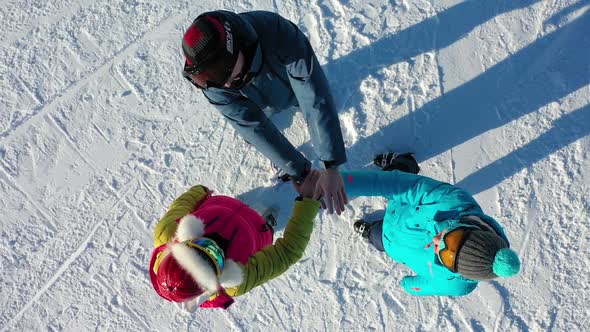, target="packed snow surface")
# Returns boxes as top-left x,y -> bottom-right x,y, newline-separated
1,0 -> 589,331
